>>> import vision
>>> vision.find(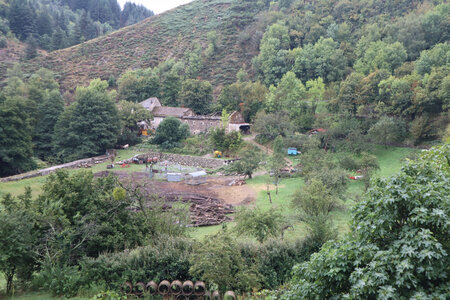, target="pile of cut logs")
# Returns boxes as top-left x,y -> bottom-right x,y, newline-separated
228,179 -> 246,186
163,193 -> 234,226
